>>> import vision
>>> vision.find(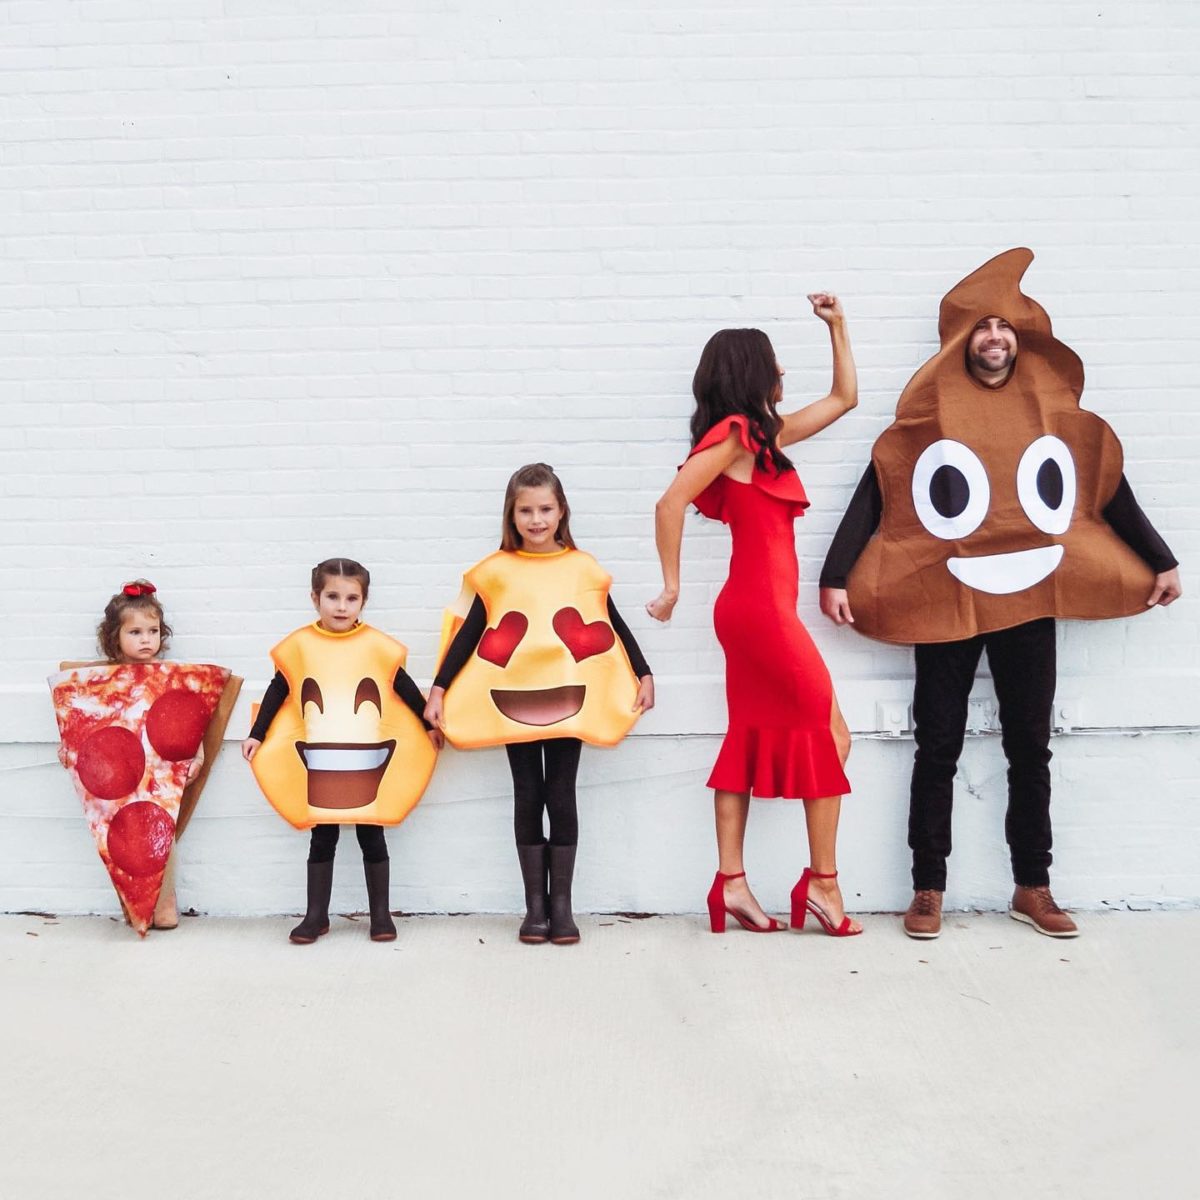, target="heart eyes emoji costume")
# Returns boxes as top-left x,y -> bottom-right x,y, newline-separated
435,548 -> 646,749
248,622 -> 437,829
829,248 -> 1174,644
